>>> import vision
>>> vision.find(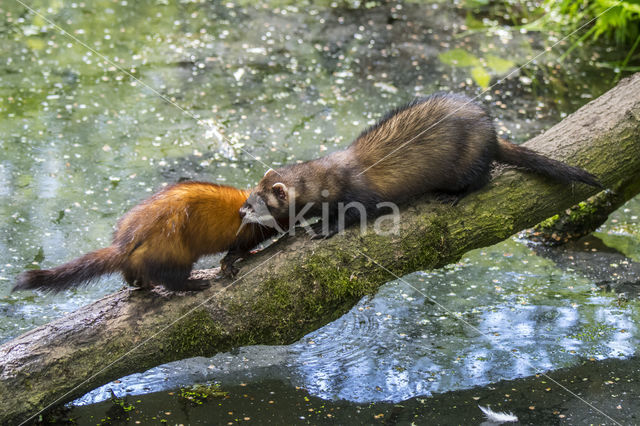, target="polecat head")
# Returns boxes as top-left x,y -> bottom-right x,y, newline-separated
240,168 -> 291,226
